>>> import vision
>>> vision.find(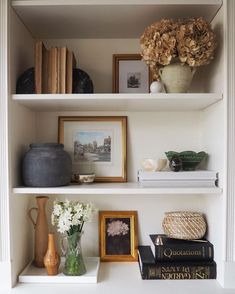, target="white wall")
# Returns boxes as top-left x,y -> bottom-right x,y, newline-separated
44,38 -> 219,94
35,110 -> 201,181
9,7 -> 36,285
199,5 -> 225,283
44,193 -> 216,258
44,39 -> 140,93
34,109 -> 214,257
